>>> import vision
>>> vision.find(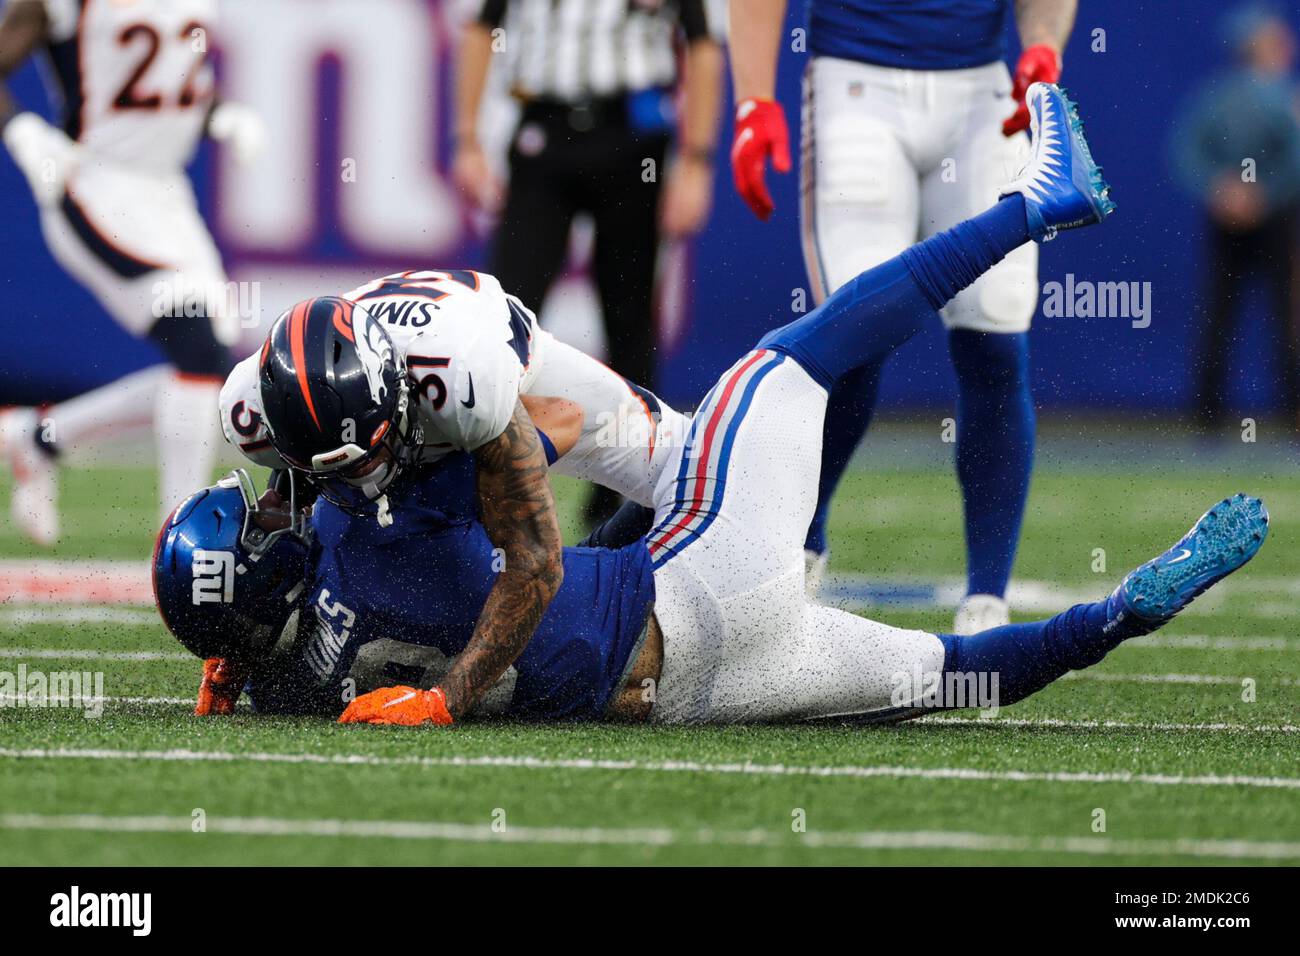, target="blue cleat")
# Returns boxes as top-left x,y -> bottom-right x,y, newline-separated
1115,494 -> 1269,623
1001,83 -> 1115,241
